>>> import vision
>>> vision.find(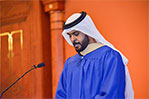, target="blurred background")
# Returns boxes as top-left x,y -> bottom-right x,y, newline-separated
0,0 -> 148,98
